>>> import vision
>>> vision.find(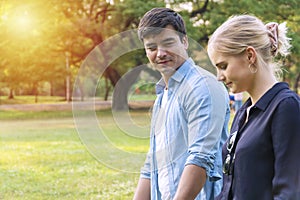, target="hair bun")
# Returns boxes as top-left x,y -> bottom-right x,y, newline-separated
266,21 -> 291,57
